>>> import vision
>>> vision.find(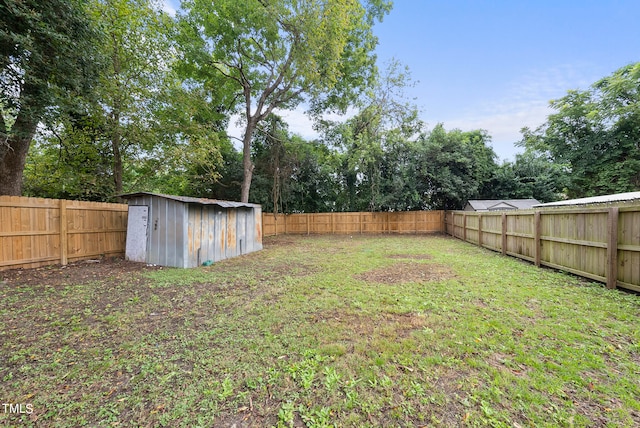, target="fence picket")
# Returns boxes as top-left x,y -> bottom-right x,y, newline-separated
0,196 -> 127,271
445,207 -> 640,293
